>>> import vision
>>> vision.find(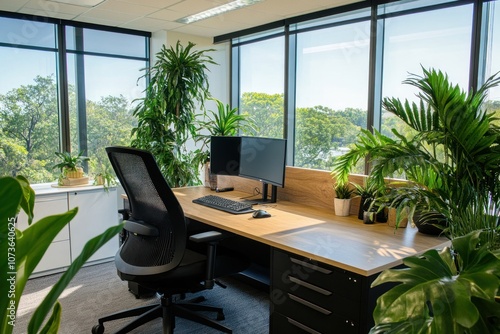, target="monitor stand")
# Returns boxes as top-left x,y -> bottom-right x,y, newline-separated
243,182 -> 277,204
261,182 -> 277,203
